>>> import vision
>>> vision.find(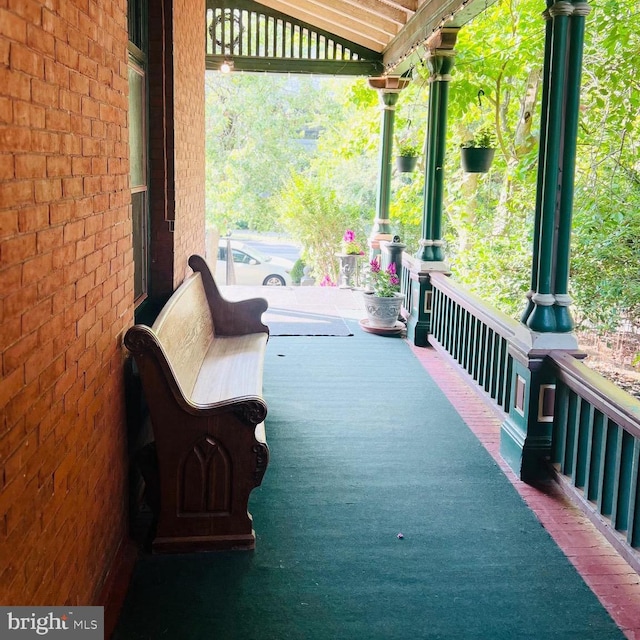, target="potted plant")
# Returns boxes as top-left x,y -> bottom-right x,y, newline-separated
460,125 -> 496,173
396,140 -> 421,173
362,257 -> 403,329
336,230 -> 365,288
